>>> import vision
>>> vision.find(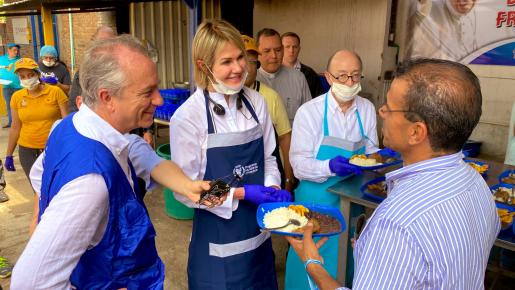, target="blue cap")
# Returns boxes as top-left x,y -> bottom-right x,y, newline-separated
40,45 -> 58,58
7,43 -> 20,49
